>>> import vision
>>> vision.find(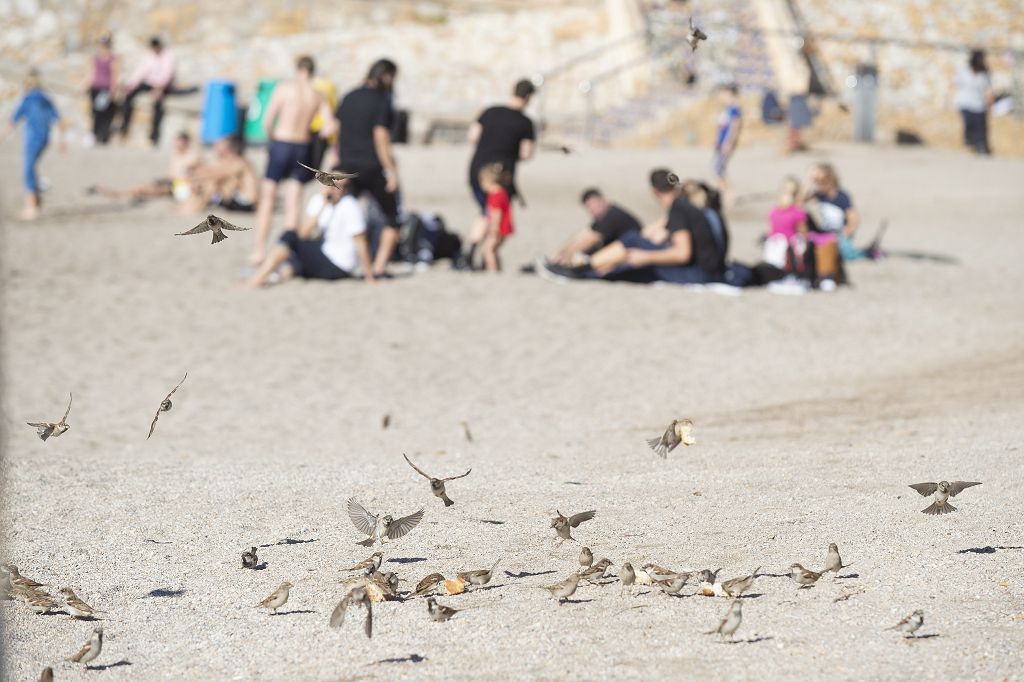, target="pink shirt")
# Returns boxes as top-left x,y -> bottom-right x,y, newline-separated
768,204 -> 806,240
91,53 -> 117,89
128,50 -> 176,89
